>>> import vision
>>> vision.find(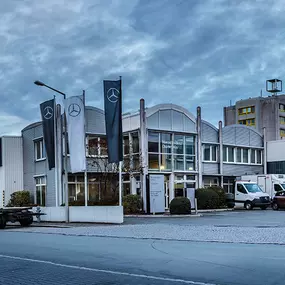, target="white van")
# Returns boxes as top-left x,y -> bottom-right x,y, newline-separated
234,181 -> 271,210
